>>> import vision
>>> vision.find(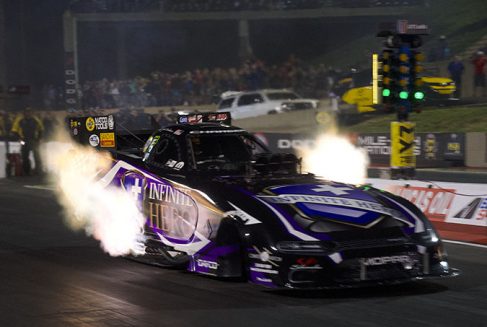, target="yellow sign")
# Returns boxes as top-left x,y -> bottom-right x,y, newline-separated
390,122 -> 416,168
100,132 -> 115,148
86,117 -> 95,132
372,53 -> 379,105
